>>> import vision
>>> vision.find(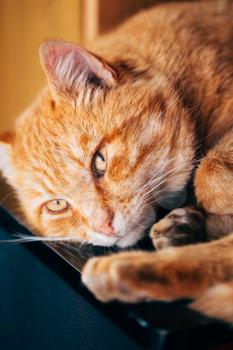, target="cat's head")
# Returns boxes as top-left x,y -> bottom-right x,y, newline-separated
0,40 -> 195,247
